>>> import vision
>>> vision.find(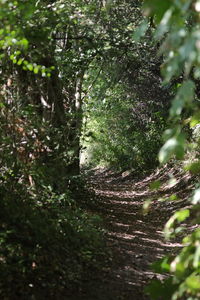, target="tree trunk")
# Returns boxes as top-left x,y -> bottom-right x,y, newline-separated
67,72 -> 84,176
